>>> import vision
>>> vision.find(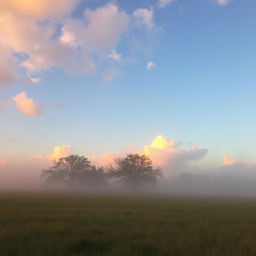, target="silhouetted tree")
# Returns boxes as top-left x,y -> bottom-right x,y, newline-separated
41,155 -> 107,188
76,166 -> 108,188
109,153 -> 162,190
